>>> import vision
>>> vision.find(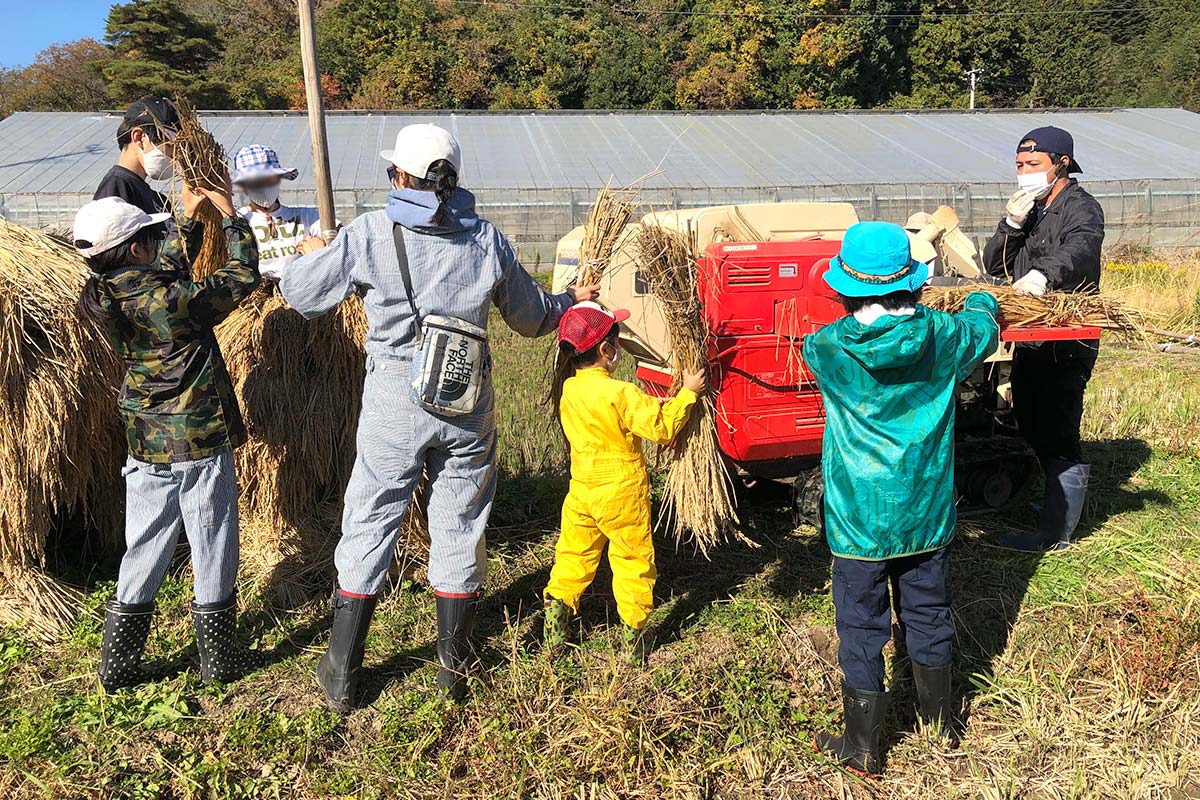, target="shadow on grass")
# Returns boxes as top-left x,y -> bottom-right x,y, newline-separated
650,481 -> 833,649
351,469 -> 565,703
950,437 -> 1164,727
523,480 -> 834,654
